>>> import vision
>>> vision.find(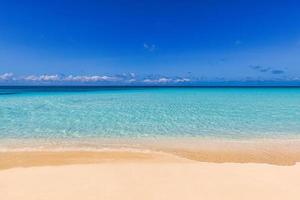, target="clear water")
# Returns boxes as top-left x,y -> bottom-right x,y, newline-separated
0,86 -> 300,140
